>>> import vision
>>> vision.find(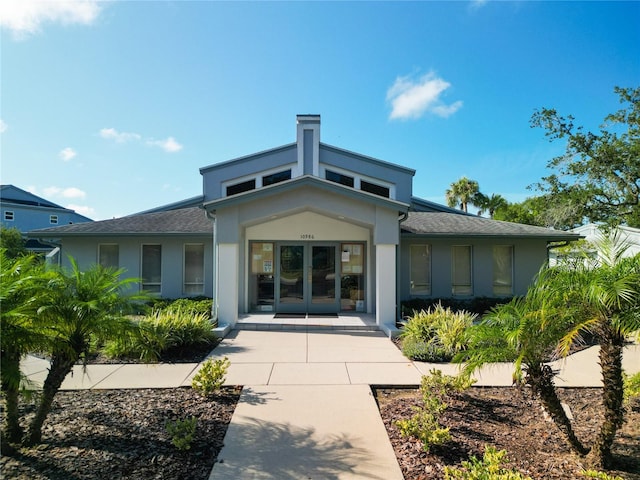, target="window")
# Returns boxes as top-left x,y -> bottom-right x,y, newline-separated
263,169 -> 291,187
340,243 -> 365,311
360,180 -> 390,198
99,244 -> 119,269
226,179 -> 256,196
452,245 -> 472,296
493,245 -> 514,296
410,244 -> 431,295
184,244 -> 205,295
50,215 -> 58,225
4,211 -> 14,221
325,169 -> 354,187
142,244 -> 162,294
249,242 -> 275,311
